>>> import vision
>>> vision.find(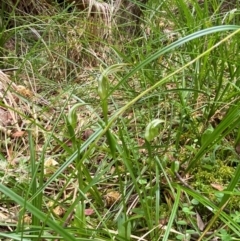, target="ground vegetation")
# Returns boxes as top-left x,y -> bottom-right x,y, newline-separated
0,0 -> 240,240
